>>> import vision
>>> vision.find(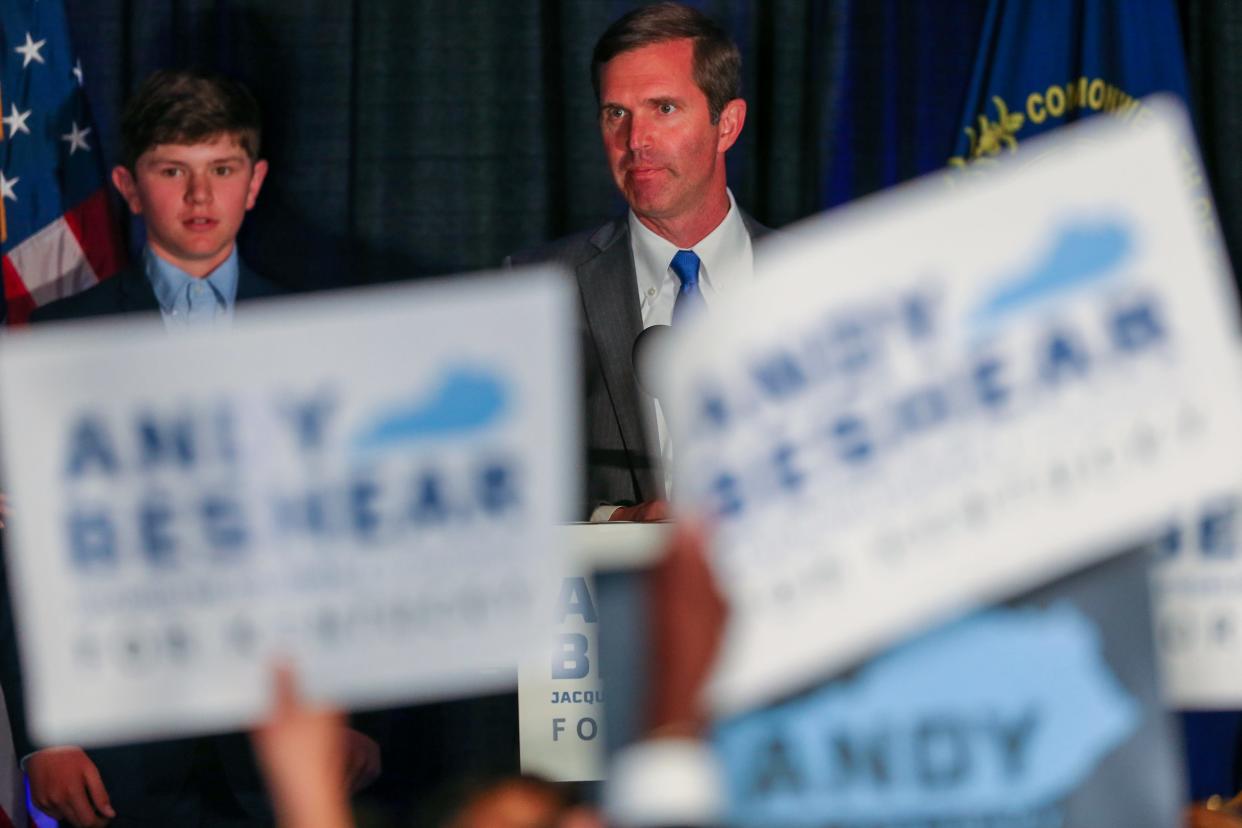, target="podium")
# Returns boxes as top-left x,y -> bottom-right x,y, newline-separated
518,522 -> 669,782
